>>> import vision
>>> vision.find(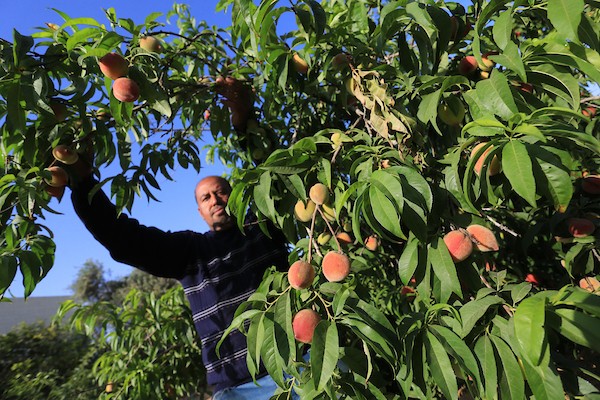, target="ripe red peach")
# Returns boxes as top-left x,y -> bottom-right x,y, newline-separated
582,174 -> 600,195
52,144 -> 79,165
364,235 -> 379,251
98,52 -> 129,80
309,183 -> 329,205
471,142 -> 501,176
458,56 -> 478,76
139,36 -> 162,53
44,166 -> 68,187
113,77 -> 140,103
400,286 -> 416,302
567,218 -> 595,238
322,251 -> 351,282
292,53 -> 309,74
466,224 -> 499,252
579,276 -> 600,293
525,273 -> 539,285
583,106 -> 597,118
443,230 -> 473,262
294,199 -> 316,222
292,309 -> 321,344
288,260 -> 315,290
